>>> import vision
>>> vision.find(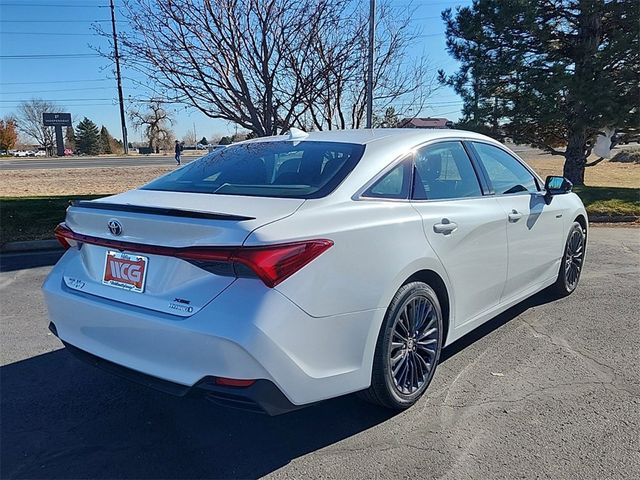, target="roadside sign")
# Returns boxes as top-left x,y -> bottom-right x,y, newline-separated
43,113 -> 72,156
43,113 -> 72,127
